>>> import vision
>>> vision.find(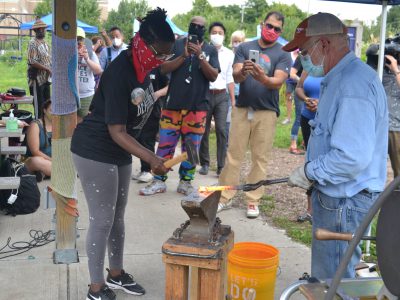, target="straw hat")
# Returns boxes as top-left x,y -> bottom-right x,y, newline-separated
32,19 -> 48,30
